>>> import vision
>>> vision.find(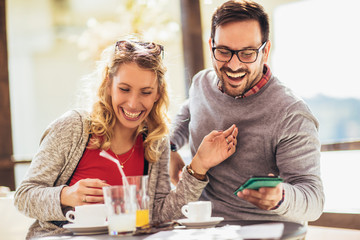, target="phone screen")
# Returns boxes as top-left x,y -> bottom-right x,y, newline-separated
233,176 -> 283,195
